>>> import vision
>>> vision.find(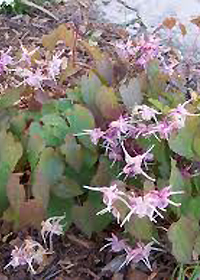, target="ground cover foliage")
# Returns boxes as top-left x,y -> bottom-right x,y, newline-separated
1,15 -> 200,278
